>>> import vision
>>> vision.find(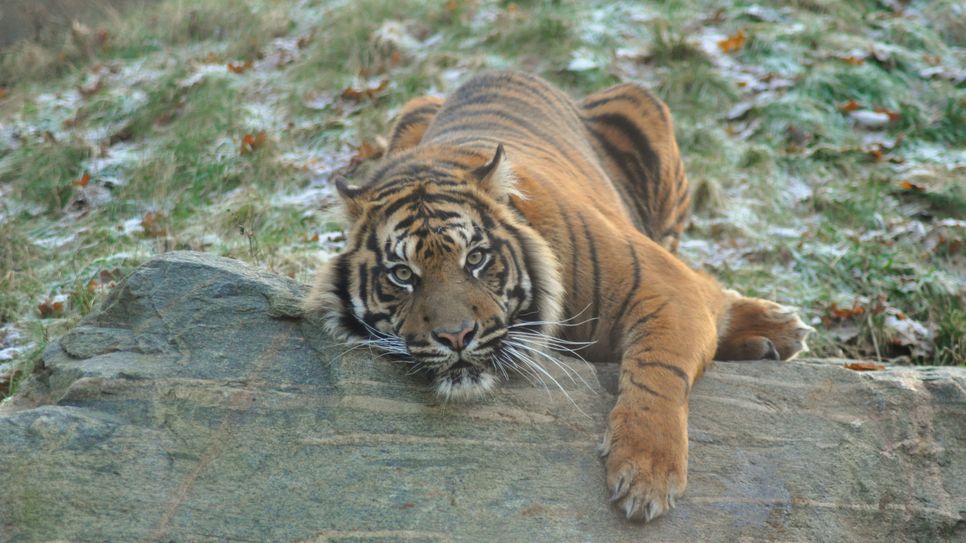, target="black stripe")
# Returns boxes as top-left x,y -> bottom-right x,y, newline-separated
608,239 -> 642,350
586,112 -> 663,207
454,81 -> 584,135
577,212 -> 601,340
583,123 -> 654,237
636,361 -> 689,386
389,104 -> 440,149
547,194 -> 579,317
627,300 -> 669,341
581,88 -> 643,111
625,371 -> 671,400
